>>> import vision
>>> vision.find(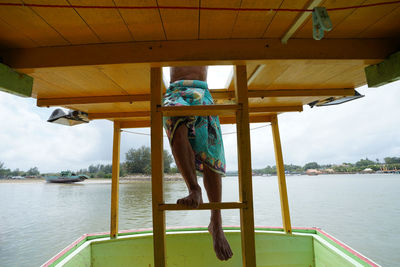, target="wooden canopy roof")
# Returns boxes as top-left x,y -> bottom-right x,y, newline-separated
1,0 -> 399,127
